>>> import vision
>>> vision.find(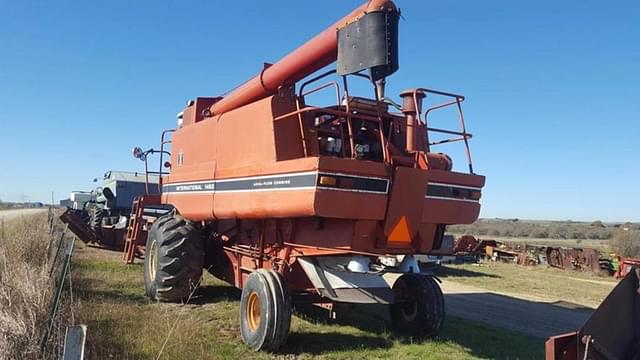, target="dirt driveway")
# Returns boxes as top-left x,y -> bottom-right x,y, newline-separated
441,279 -> 592,338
